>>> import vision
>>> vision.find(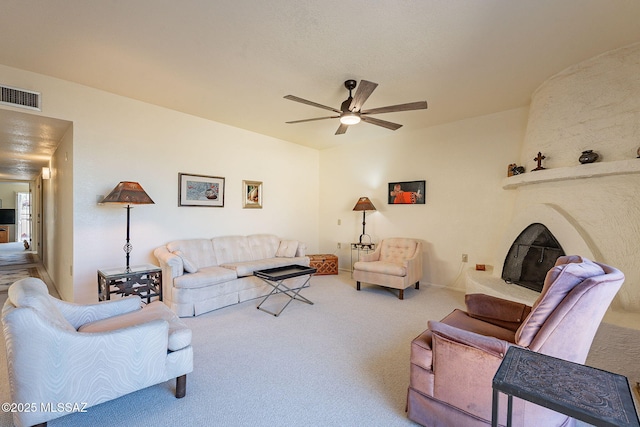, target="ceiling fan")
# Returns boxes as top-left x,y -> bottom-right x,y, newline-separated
284,79 -> 427,135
